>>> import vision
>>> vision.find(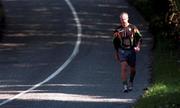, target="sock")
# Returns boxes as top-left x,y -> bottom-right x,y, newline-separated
123,80 -> 128,85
